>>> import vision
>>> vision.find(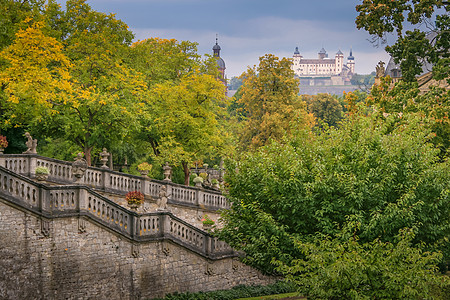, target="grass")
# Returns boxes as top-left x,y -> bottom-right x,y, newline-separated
237,292 -> 302,300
